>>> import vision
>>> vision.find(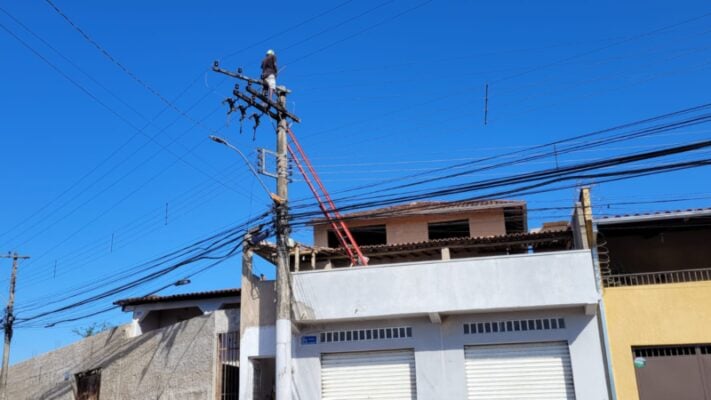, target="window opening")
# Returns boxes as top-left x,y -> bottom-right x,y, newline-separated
76,369 -> 101,400
328,225 -> 386,247
428,219 -> 470,240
